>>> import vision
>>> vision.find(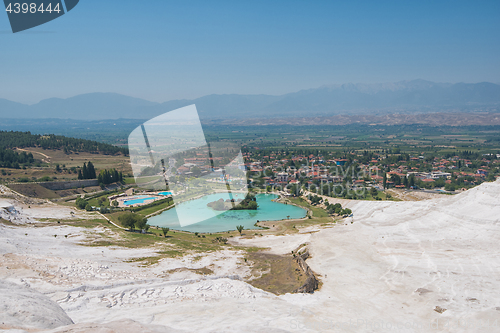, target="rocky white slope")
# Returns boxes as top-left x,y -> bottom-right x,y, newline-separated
1,180 -> 499,332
